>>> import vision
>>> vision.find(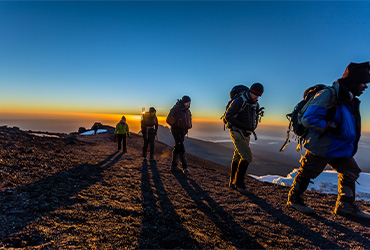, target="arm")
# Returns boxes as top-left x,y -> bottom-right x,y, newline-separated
114,124 -> 119,135
302,89 -> 337,134
126,124 -> 130,137
155,116 -> 159,133
166,106 -> 177,126
141,117 -> 145,130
